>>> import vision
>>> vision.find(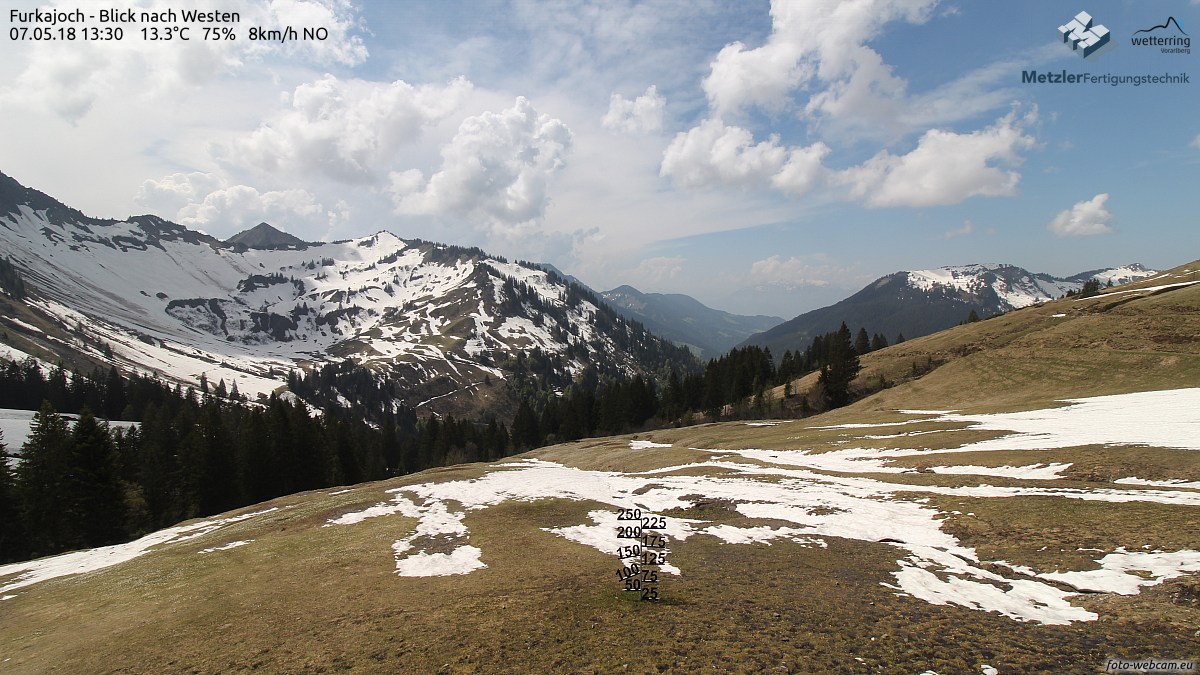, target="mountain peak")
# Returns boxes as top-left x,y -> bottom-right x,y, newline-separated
605,284 -> 644,297
226,222 -> 309,250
